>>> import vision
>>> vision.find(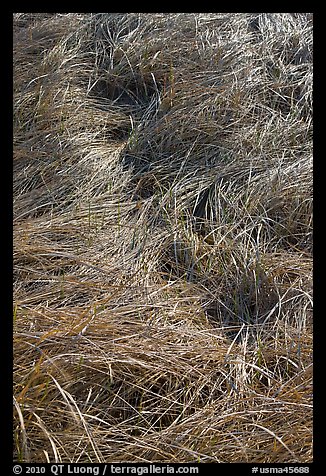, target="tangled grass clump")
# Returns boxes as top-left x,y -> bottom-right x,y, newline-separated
13,13 -> 313,463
